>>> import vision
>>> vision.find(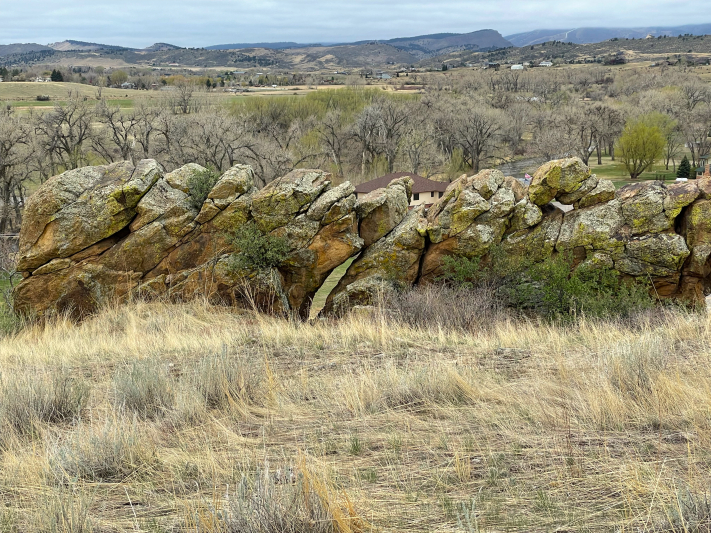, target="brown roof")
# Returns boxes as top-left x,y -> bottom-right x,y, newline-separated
354,172 -> 449,195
